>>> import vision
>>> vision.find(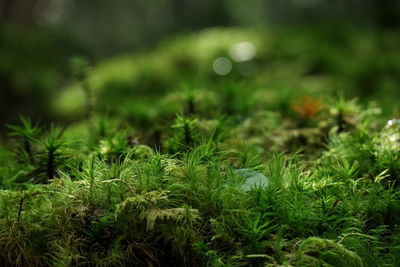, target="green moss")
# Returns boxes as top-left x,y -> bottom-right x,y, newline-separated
295,237 -> 363,267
